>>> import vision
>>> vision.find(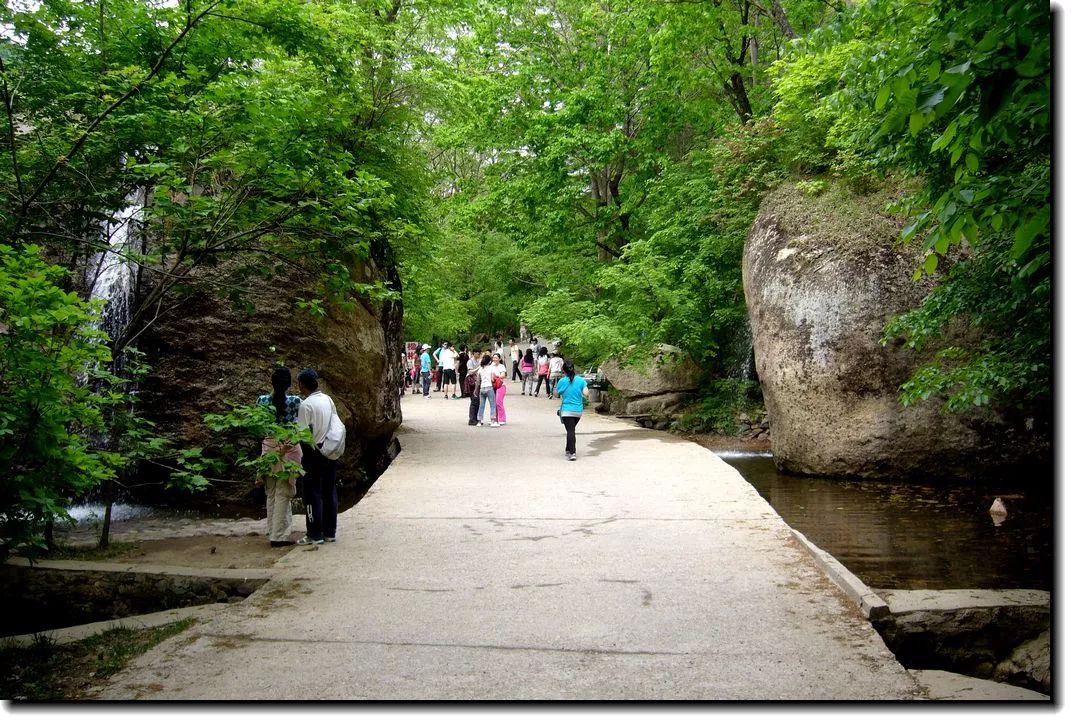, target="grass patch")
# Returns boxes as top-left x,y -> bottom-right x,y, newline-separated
0,618 -> 194,700
41,541 -> 141,562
